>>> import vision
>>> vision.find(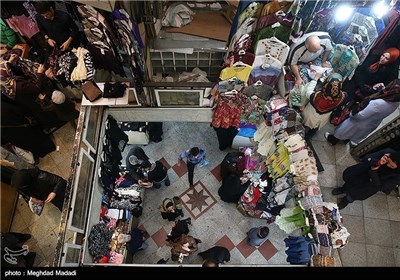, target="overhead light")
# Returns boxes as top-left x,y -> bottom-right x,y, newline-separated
335,5 -> 354,22
373,1 -> 389,19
